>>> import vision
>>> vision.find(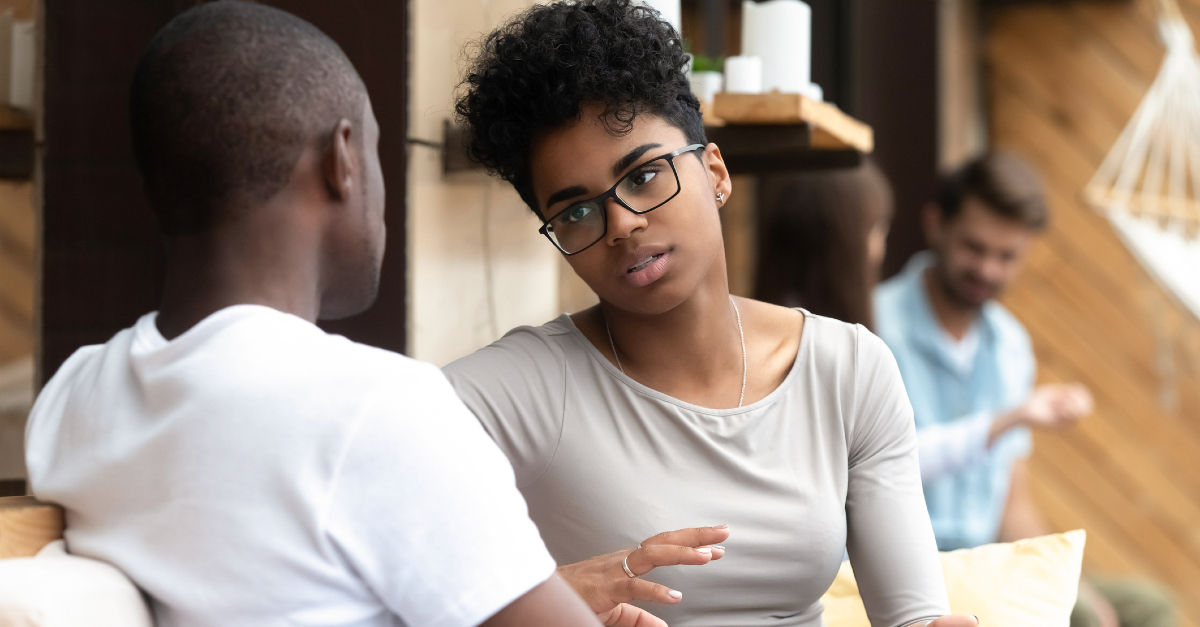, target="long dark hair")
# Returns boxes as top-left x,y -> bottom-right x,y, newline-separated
754,159 -> 894,329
